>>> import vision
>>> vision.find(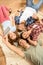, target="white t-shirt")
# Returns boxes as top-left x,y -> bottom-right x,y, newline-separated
20,7 -> 36,23
2,20 -> 16,32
